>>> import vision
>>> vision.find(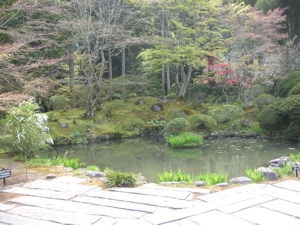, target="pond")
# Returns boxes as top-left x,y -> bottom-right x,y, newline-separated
45,137 -> 300,183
